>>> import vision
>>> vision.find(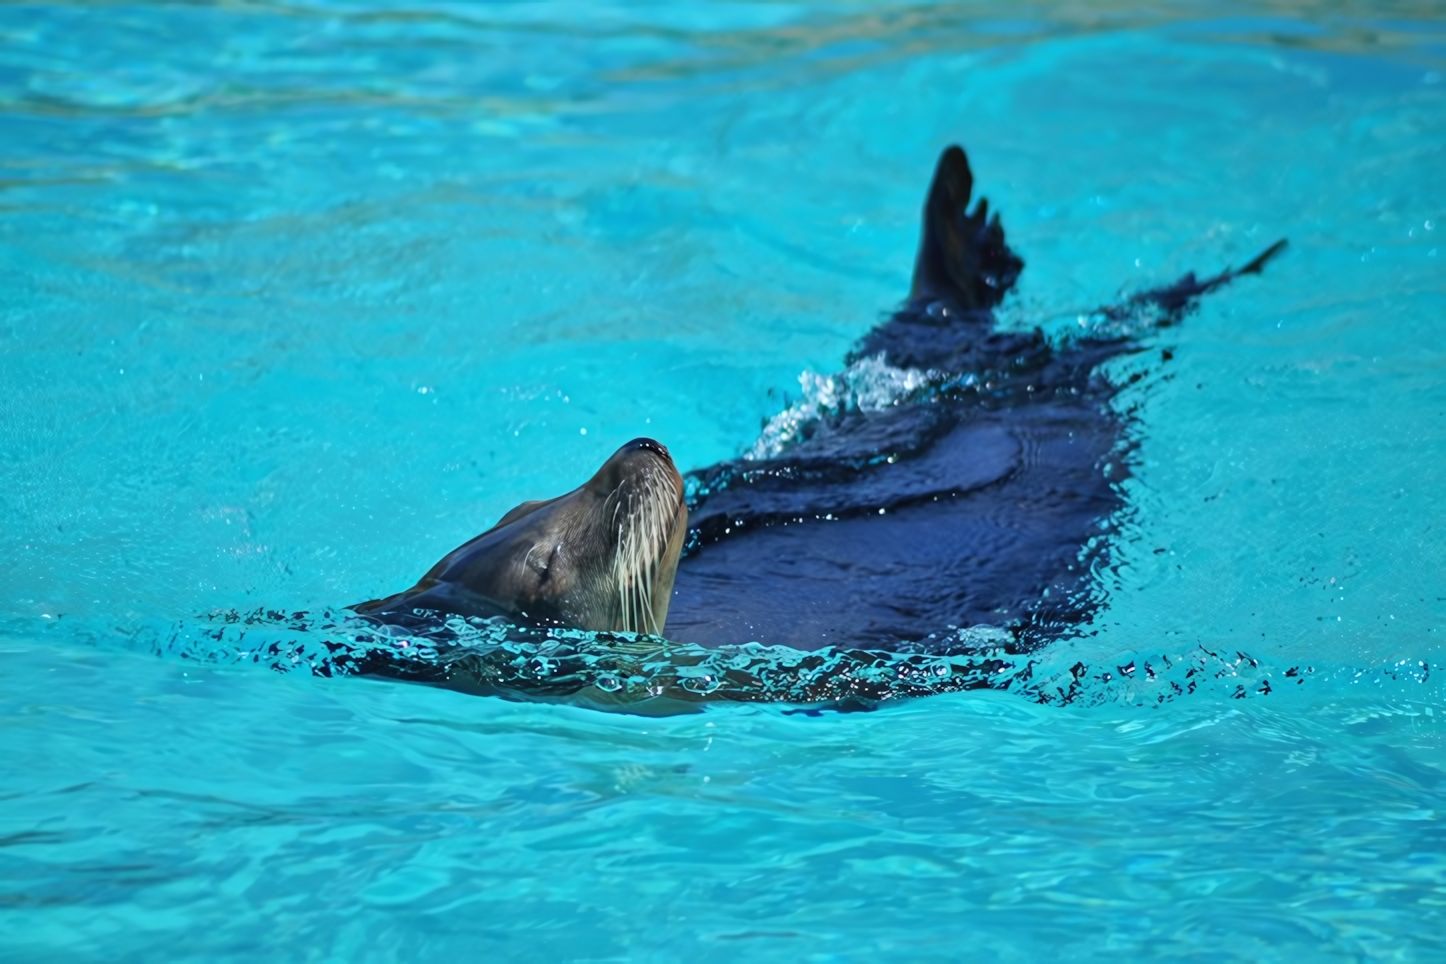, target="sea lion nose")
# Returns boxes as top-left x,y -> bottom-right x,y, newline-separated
626,437 -> 671,461
585,437 -> 676,494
